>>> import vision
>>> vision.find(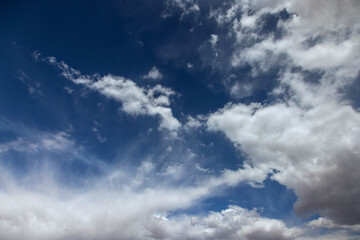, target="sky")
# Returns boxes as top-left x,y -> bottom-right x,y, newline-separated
0,0 -> 360,239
